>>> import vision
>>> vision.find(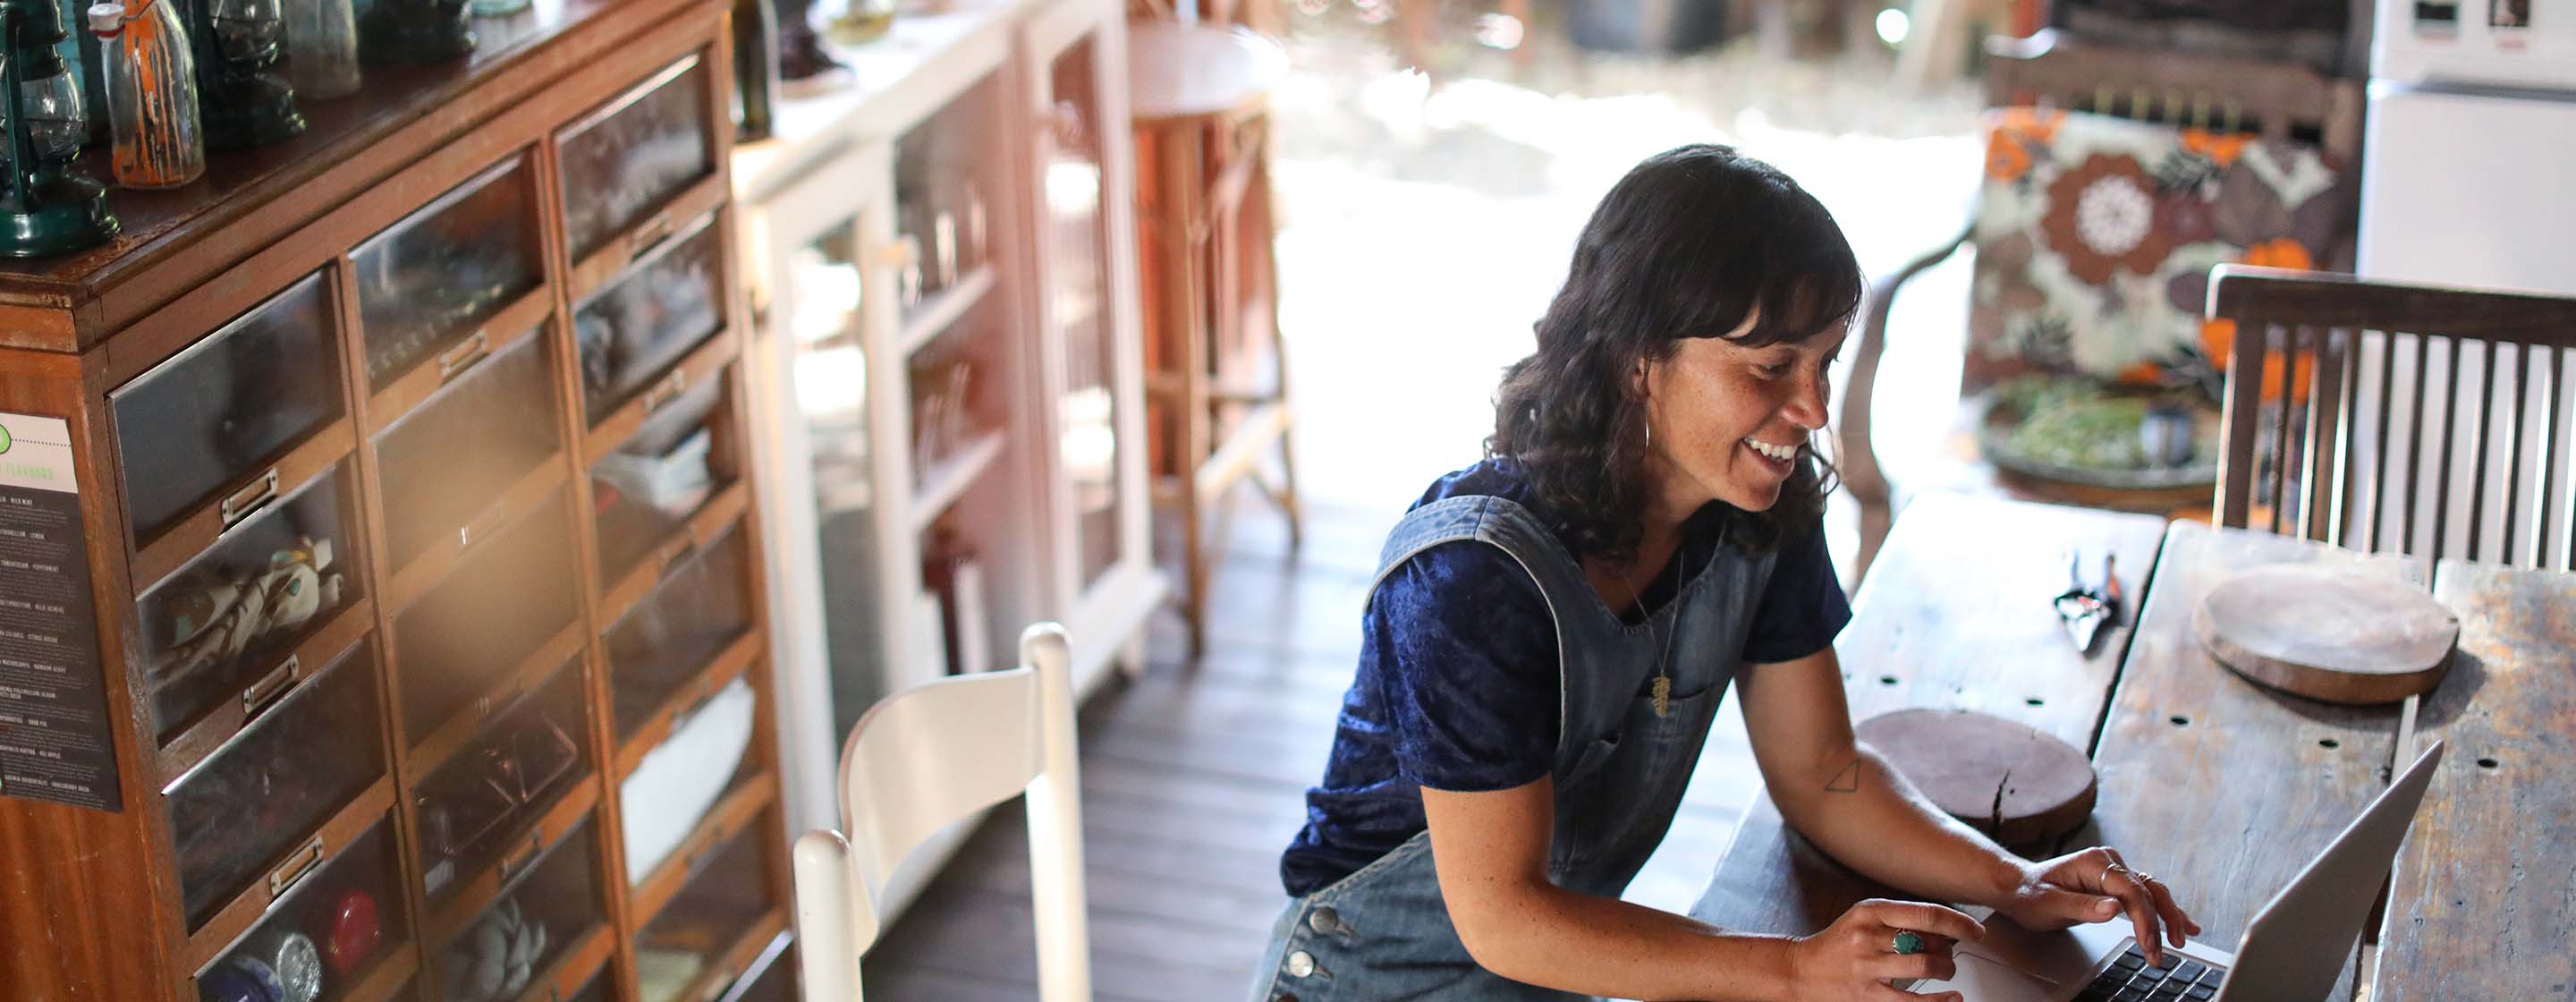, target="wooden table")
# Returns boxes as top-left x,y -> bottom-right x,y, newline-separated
1690,493 -> 2460,998
2372,561 -> 2576,1000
